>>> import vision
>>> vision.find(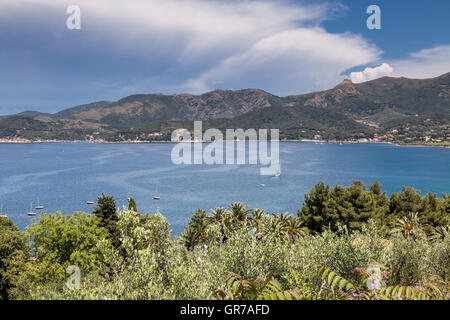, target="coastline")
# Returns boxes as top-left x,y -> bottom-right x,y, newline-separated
0,138 -> 448,148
